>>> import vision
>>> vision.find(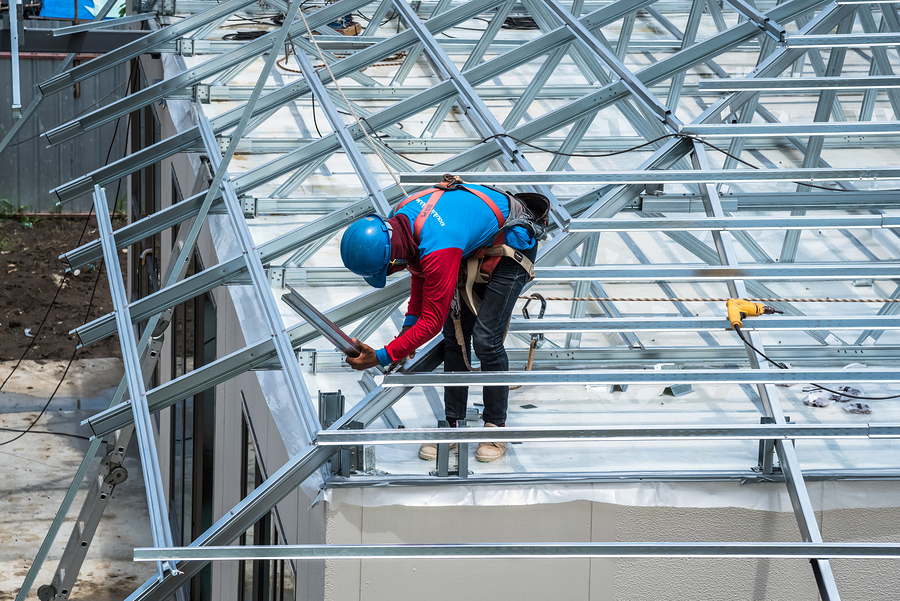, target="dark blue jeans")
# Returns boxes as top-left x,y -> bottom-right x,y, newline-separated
442,245 -> 537,426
